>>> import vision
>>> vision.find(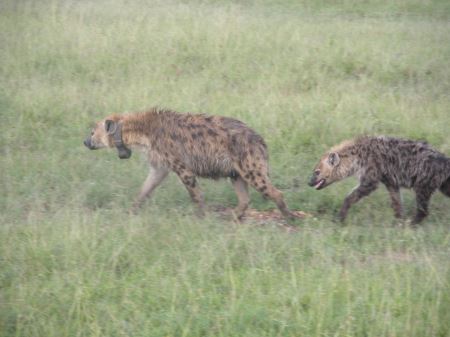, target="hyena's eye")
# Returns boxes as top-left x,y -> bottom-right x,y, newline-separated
91,130 -> 94,136
314,170 -> 320,176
